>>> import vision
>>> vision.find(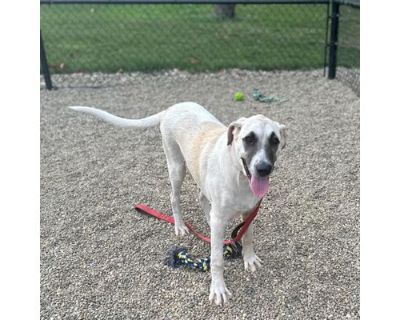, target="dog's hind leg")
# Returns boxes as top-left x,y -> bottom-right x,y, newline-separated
162,138 -> 189,237
199,192 -> 211,225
